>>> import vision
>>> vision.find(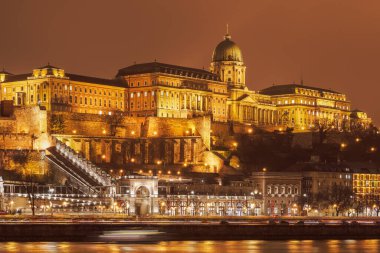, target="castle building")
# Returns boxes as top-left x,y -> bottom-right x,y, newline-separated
0,31 -> 368,131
